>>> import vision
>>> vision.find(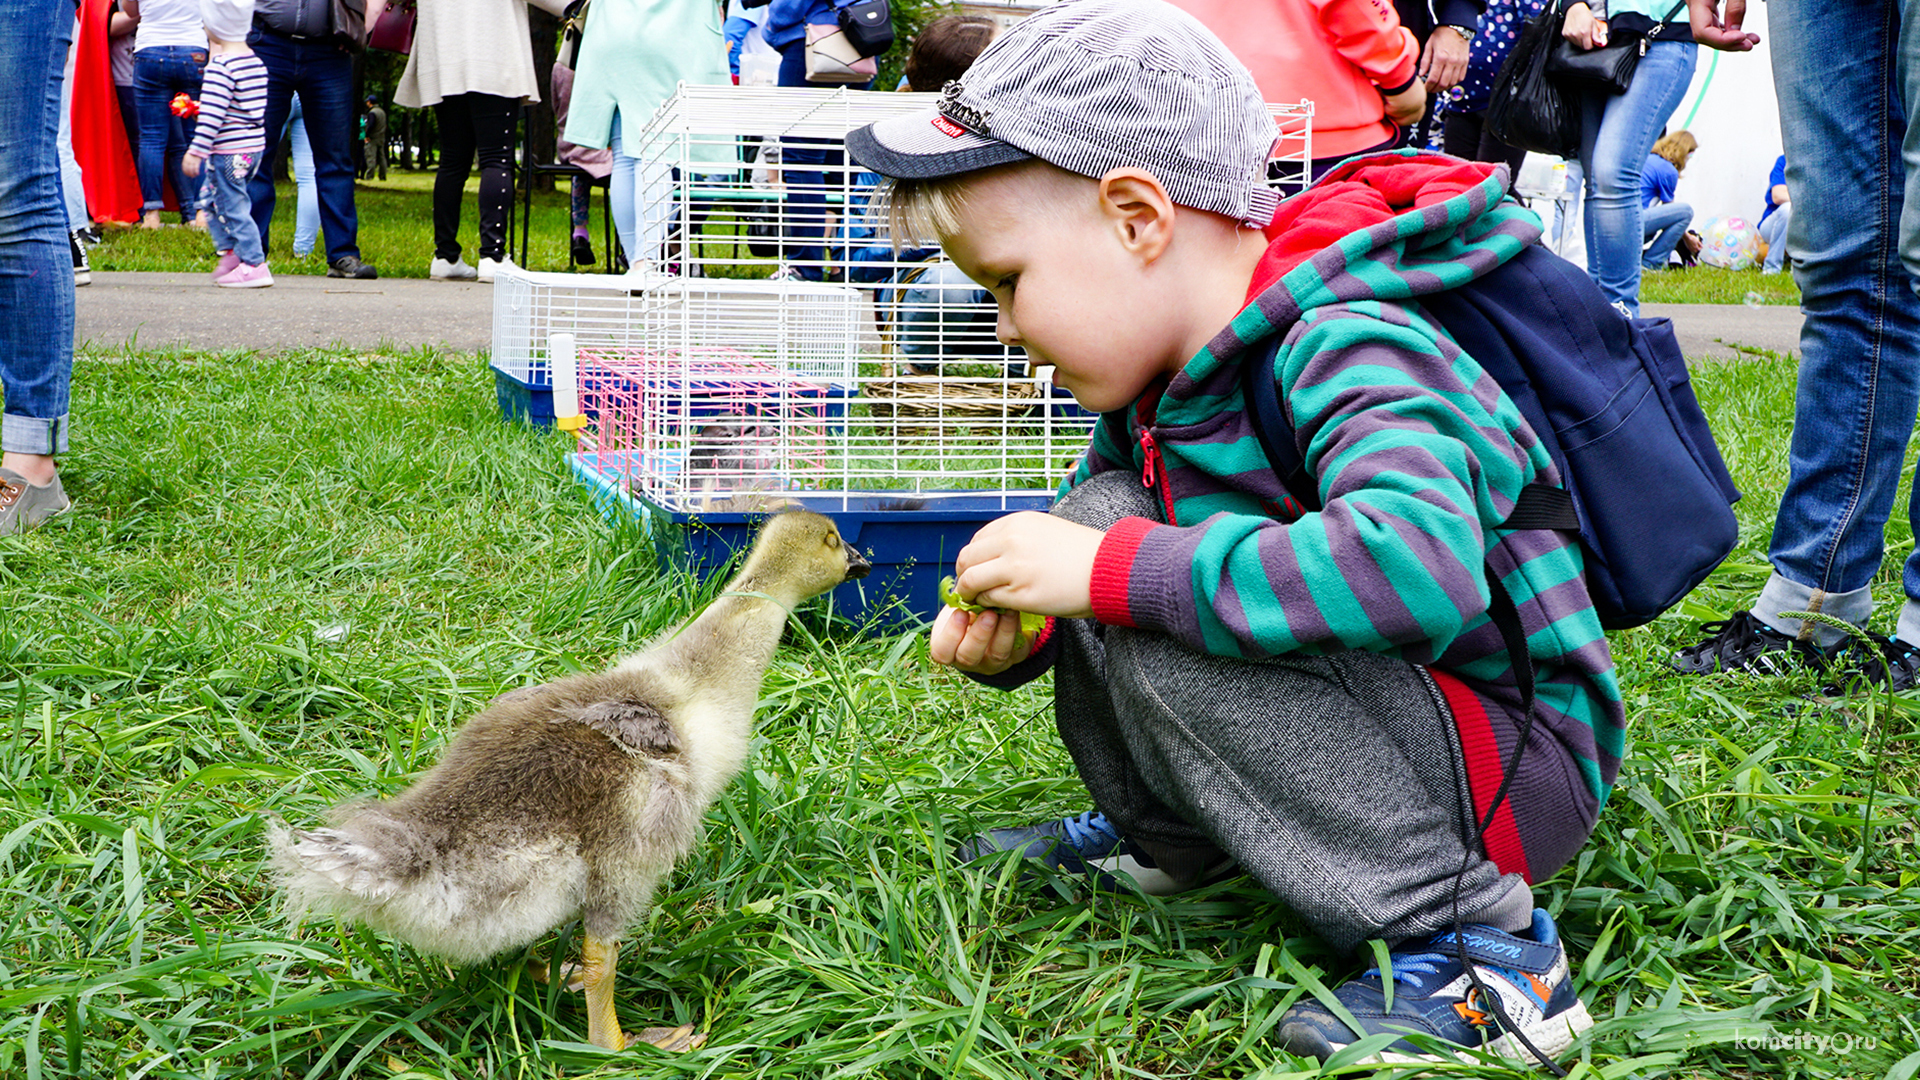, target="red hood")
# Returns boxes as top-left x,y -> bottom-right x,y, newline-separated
1246,153 -> 1504,303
